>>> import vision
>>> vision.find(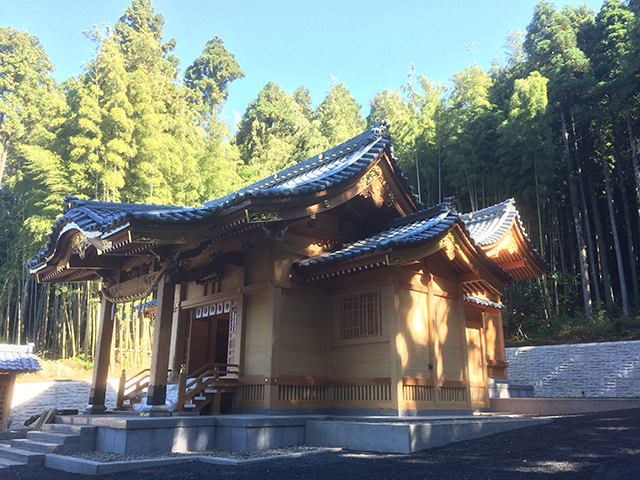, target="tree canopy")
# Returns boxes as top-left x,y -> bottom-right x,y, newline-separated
3,0 -> 640,356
